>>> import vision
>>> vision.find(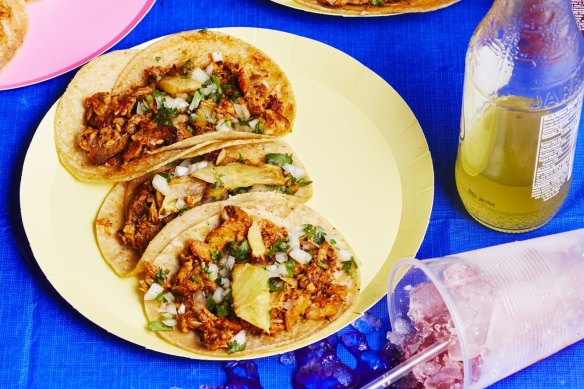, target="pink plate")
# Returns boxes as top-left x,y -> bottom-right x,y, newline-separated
0,0 -> 156,90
